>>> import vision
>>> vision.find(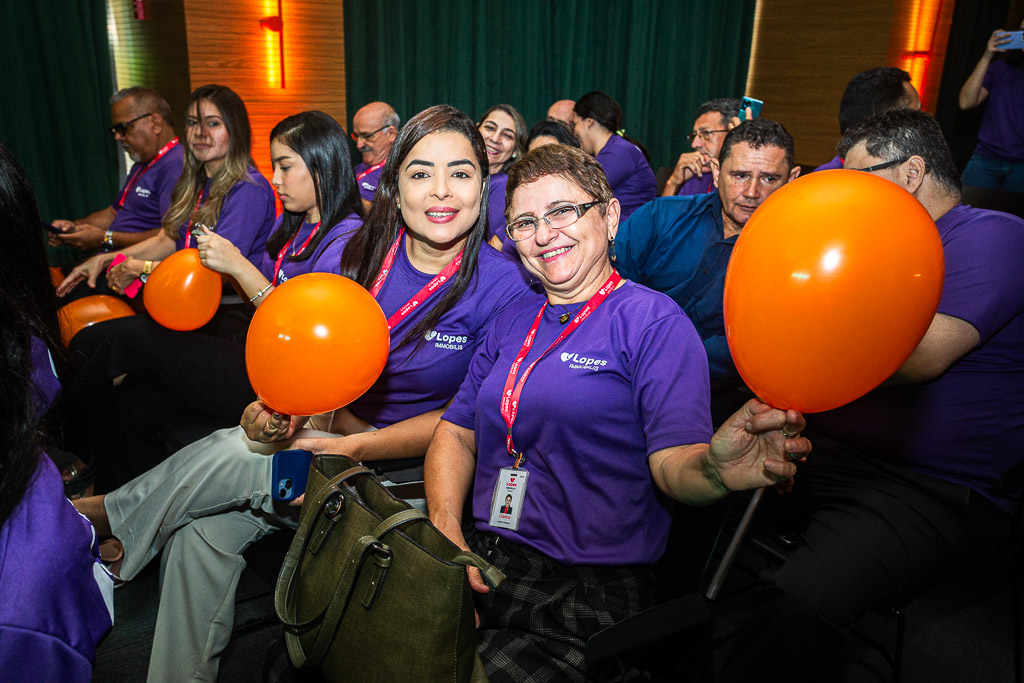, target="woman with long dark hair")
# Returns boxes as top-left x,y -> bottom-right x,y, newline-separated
0,143 -> 113,678
572,90 -> 657,220
74,105 -> 533,681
